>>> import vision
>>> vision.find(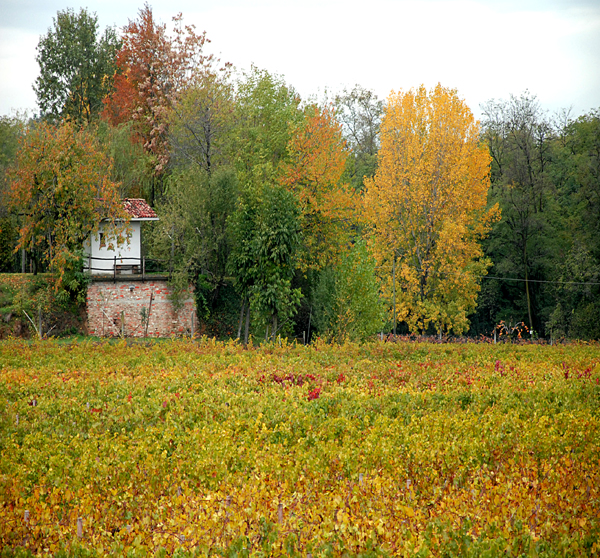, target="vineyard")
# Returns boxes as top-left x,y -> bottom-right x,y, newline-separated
1,338 -> 599,557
